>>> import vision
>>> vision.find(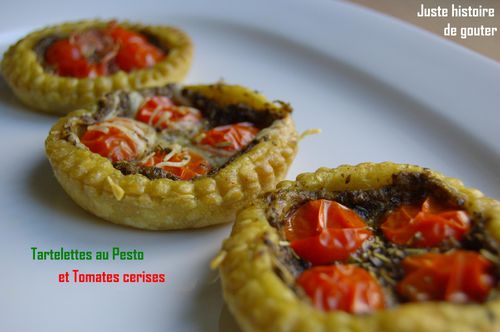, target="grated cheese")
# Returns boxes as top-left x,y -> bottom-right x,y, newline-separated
210,250 -> 227,269
155,158 -> 191,168
87,118 -> 151,155
139,152 -> 156,164
299,128 -> 322,140
162,144 -> 182,162
142,144 -> 192,168
148,105 -> 170,126
87,125 -> 110,134
106,176 -> 125,201
156,144 -> 191,168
